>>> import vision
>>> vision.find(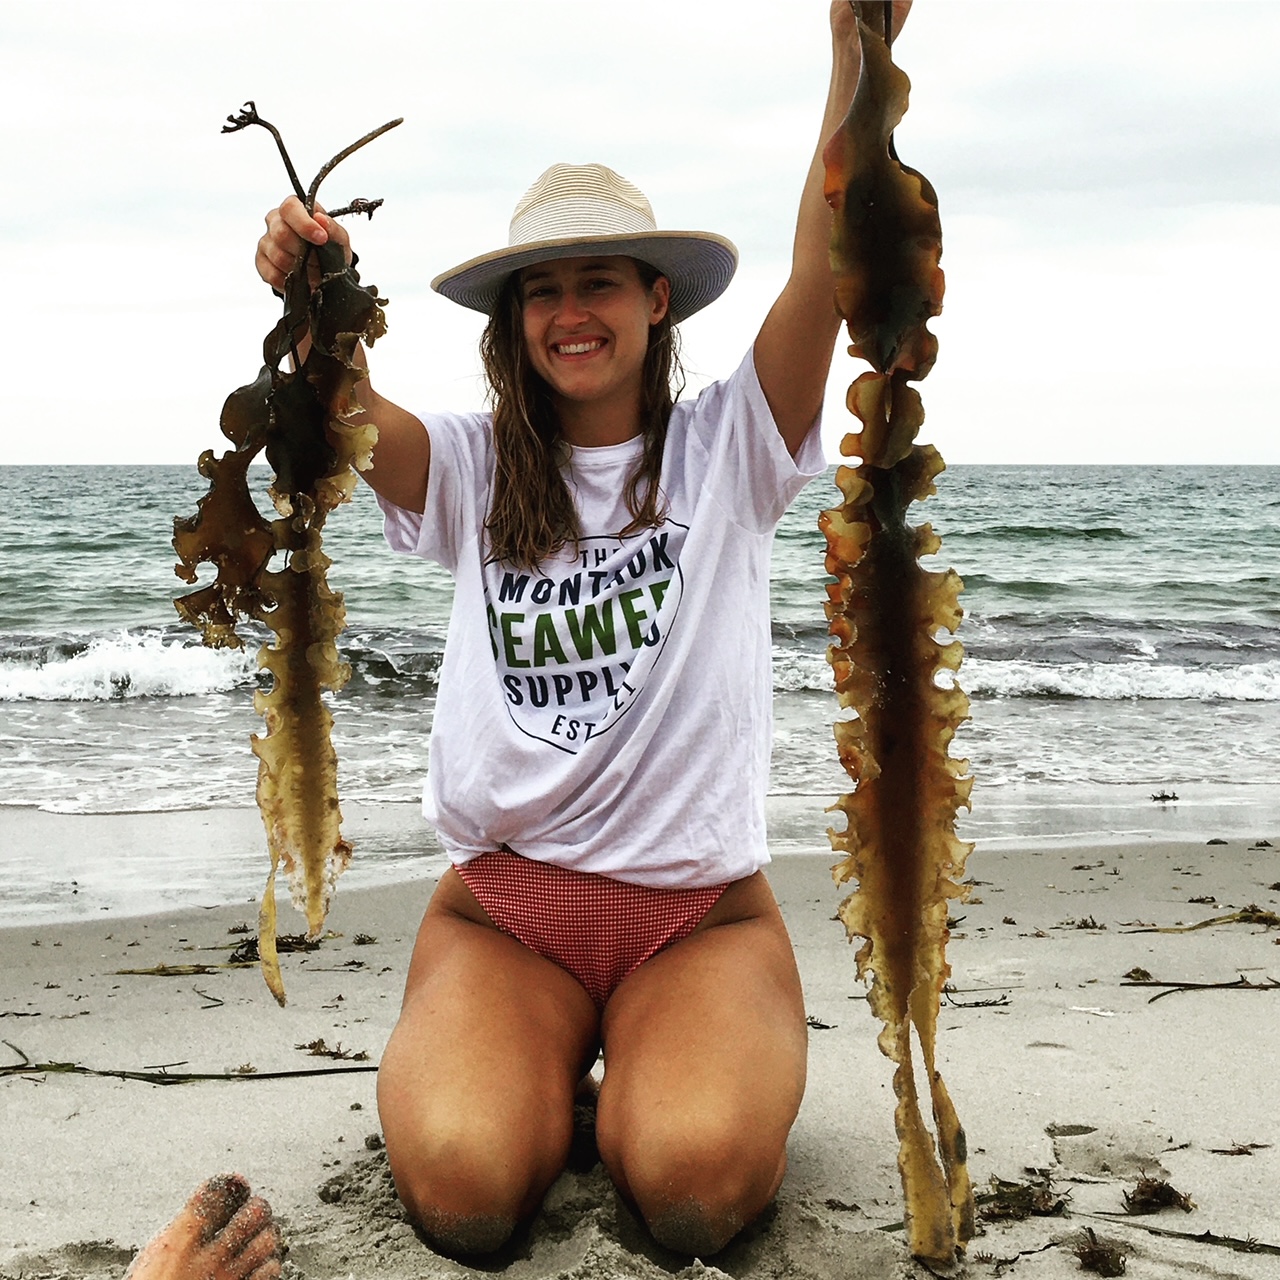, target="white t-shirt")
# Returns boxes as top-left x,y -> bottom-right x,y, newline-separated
379,348 -> 824,888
